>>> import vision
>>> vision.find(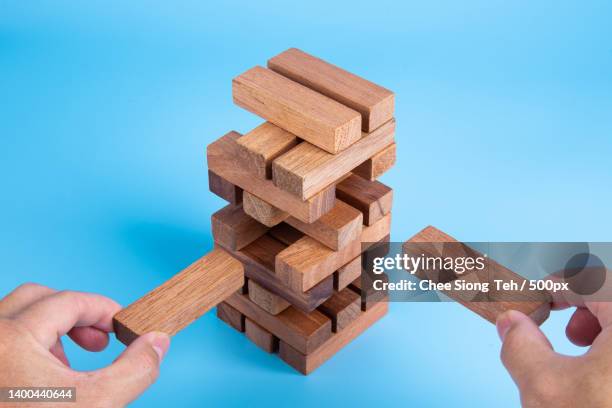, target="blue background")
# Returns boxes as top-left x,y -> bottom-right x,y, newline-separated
1,1 -> 611,406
